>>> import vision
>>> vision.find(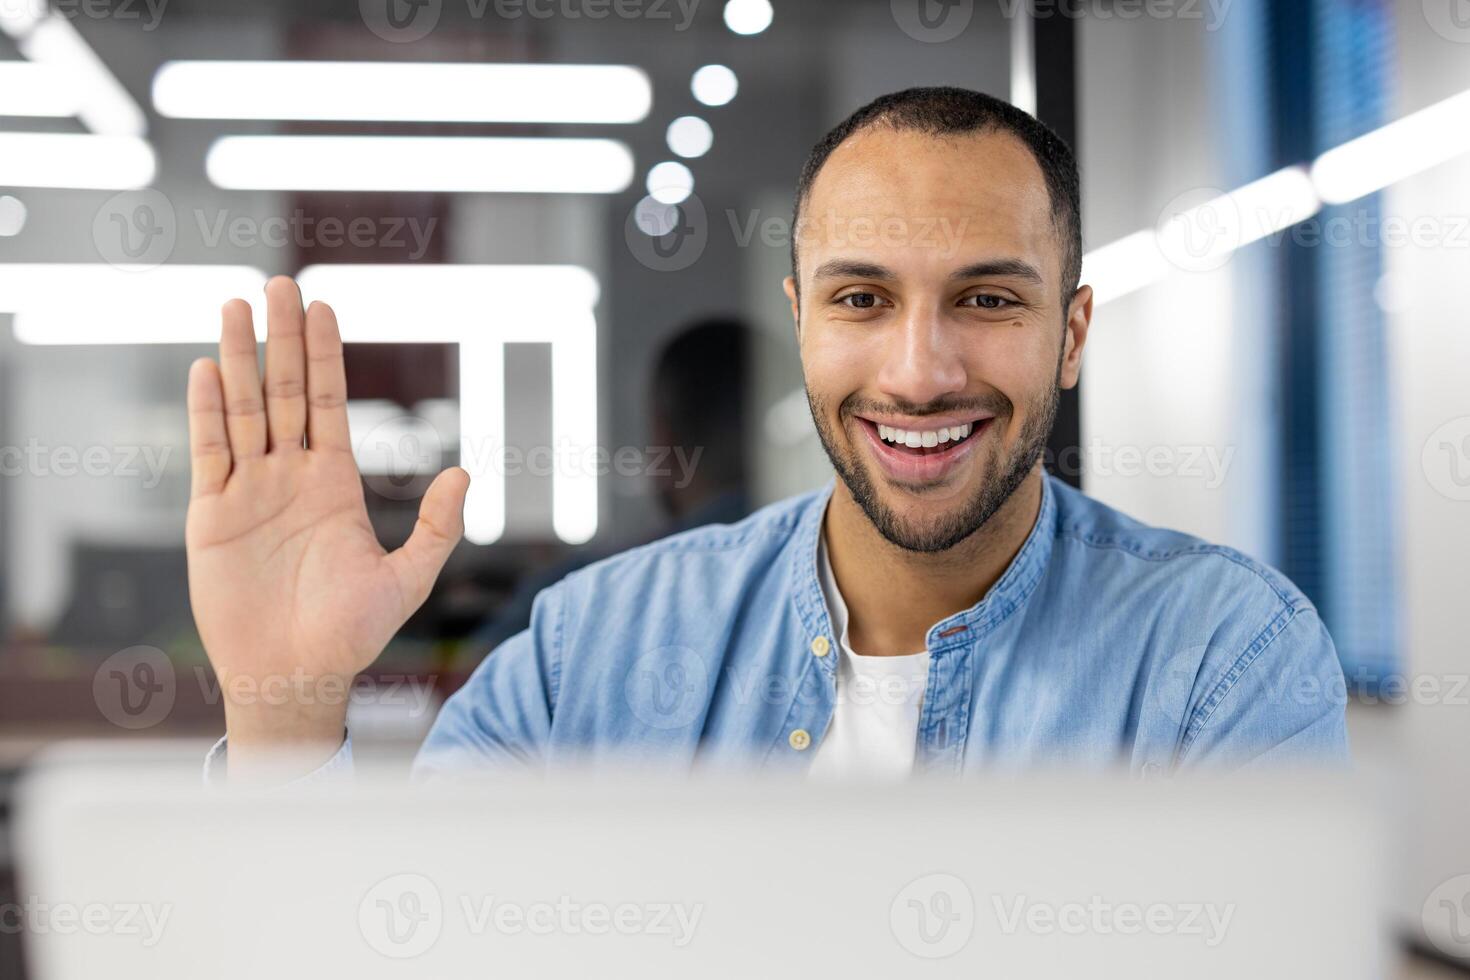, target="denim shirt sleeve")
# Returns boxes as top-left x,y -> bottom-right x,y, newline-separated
411,578 -> 566,780
1174,605 -> 1351,770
